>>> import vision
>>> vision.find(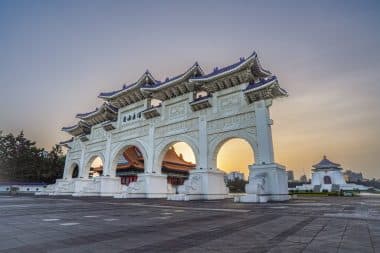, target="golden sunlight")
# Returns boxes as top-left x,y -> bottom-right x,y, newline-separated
216,138 -> 254,179
172,142 -> 196,163
91,157 -> 103,167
